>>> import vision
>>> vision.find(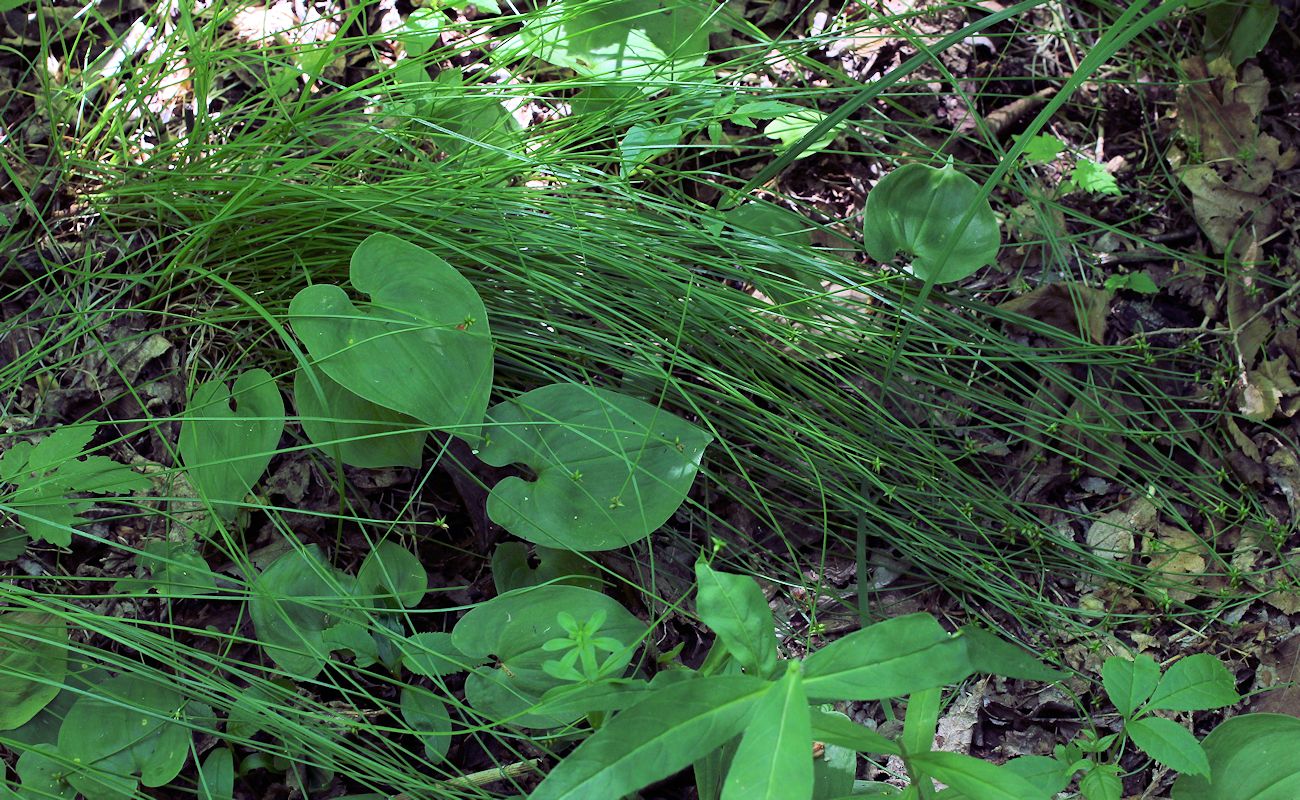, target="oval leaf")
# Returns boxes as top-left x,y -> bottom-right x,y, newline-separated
695,560 -> 778,679
862,163 -> 1000,283
400,685 -> 452,763
198,748 -> 234,800
249,545 -> 355,679
288,233 -> 493,439
529,675 -> 769,800
1102,654 -> 1160,718
1171,713 -> 1300,799
1126,716 -> 1209,777
0,612 -> 68,731
479,383 -> 711,551
1146,653 -> 1239,712
179,369 -> 285,521
293,367 -> 425,468
802,614 -> 972,702
356,540 -> 428,608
